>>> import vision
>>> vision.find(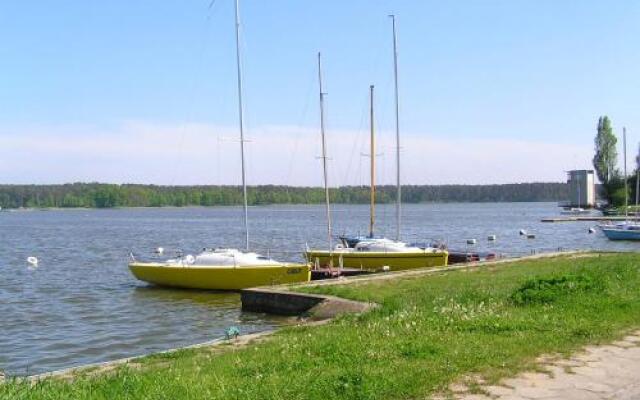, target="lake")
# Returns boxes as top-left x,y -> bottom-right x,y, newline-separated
0,202 -> 636,376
